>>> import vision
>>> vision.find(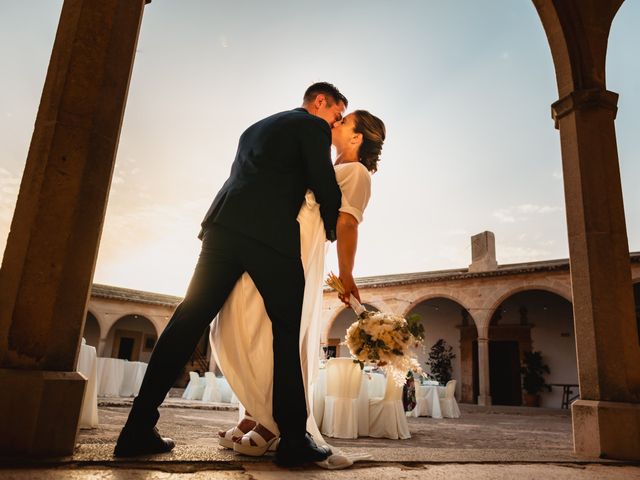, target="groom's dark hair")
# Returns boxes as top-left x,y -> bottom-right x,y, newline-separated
303,82 -> 348,107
